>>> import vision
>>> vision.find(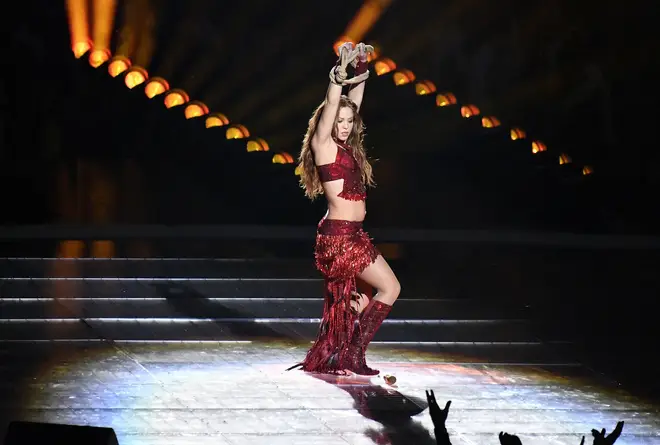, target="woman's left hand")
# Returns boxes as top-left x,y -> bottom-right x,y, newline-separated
356,42 -> 373,63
